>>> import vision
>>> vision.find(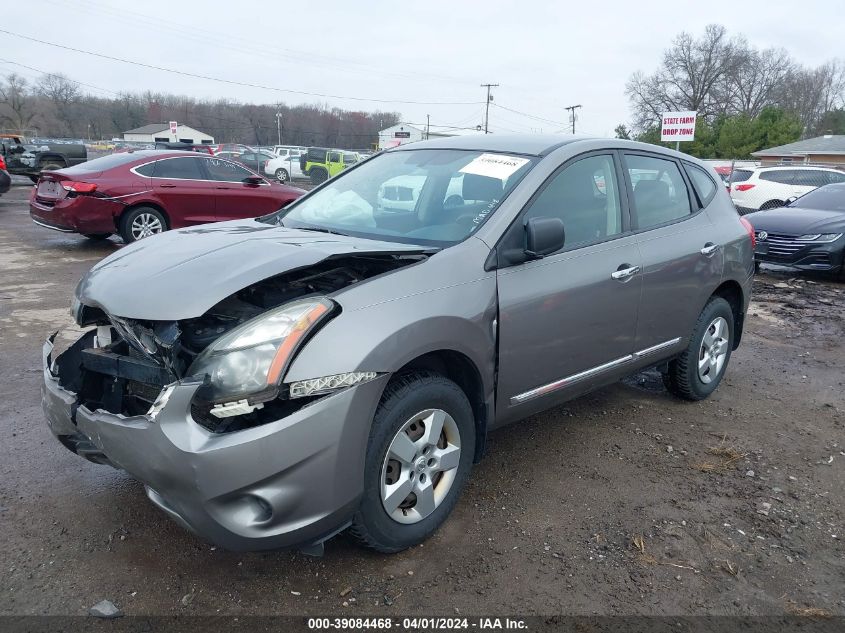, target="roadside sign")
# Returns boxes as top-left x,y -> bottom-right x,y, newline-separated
169,121 -> 178,135
661,111 -> 696,142
394,131 -> 411,138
